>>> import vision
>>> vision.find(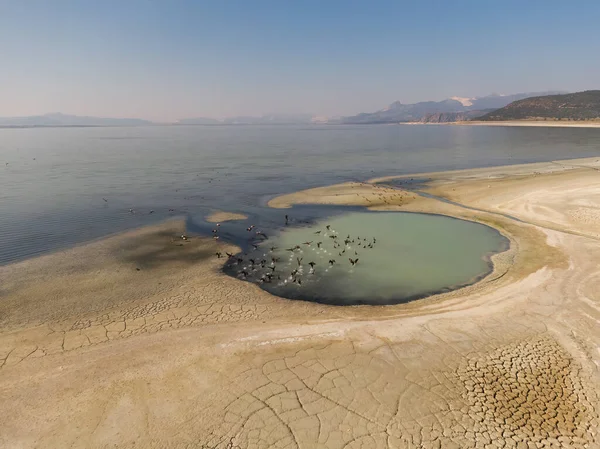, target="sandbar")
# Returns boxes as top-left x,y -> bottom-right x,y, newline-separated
206,210 -> 248,223
268,181 -> 418,209
1,159 -> 599,448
